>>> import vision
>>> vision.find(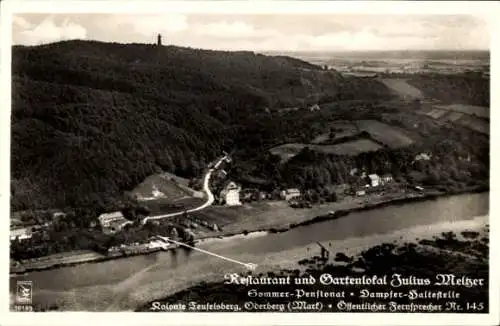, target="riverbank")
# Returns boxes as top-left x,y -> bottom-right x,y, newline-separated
9,192 -> 488,311
194,184 -> 487,239
138,216 -> 489,312
9,185 -> 488,275
10,243 -> 179,275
